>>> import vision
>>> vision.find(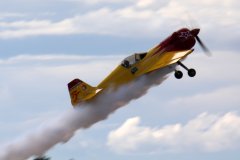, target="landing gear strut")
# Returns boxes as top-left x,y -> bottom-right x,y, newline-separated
174,61 -> 196,79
